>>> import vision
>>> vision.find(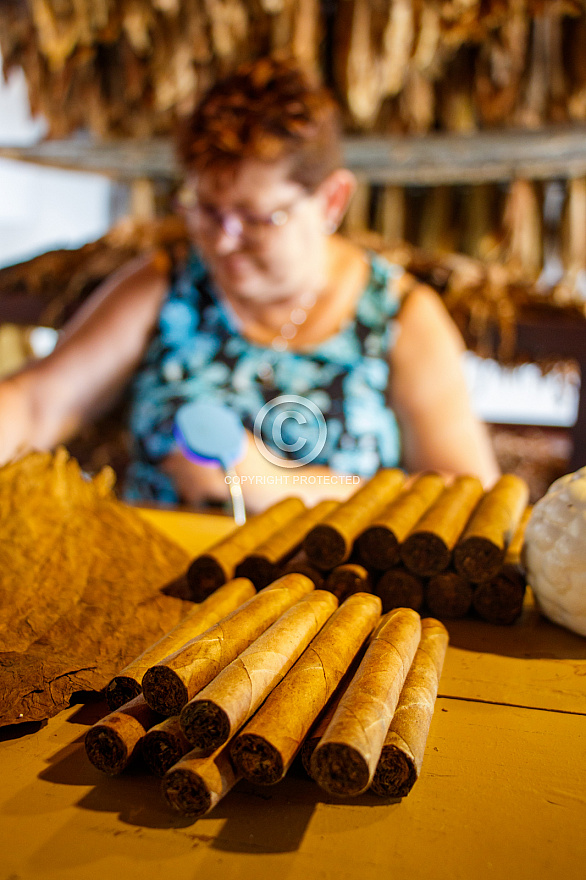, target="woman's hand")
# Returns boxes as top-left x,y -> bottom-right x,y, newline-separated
162,429 -> 363,513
